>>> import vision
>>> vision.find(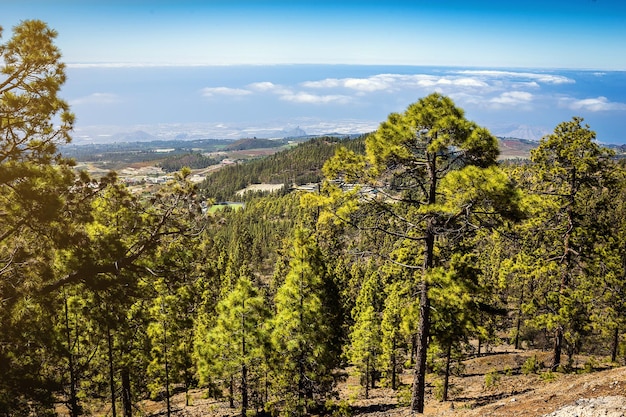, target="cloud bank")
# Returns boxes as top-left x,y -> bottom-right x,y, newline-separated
65,66 -> 626,144
561,96 -> 626,112
199,69 -> 626,117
